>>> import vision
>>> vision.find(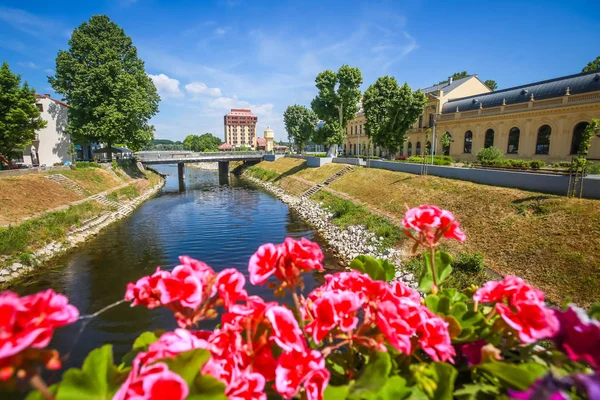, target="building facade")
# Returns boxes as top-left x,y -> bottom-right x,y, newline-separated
224,109 -> 258,149
404,72 -> 600,162
17,94 -> 72,166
